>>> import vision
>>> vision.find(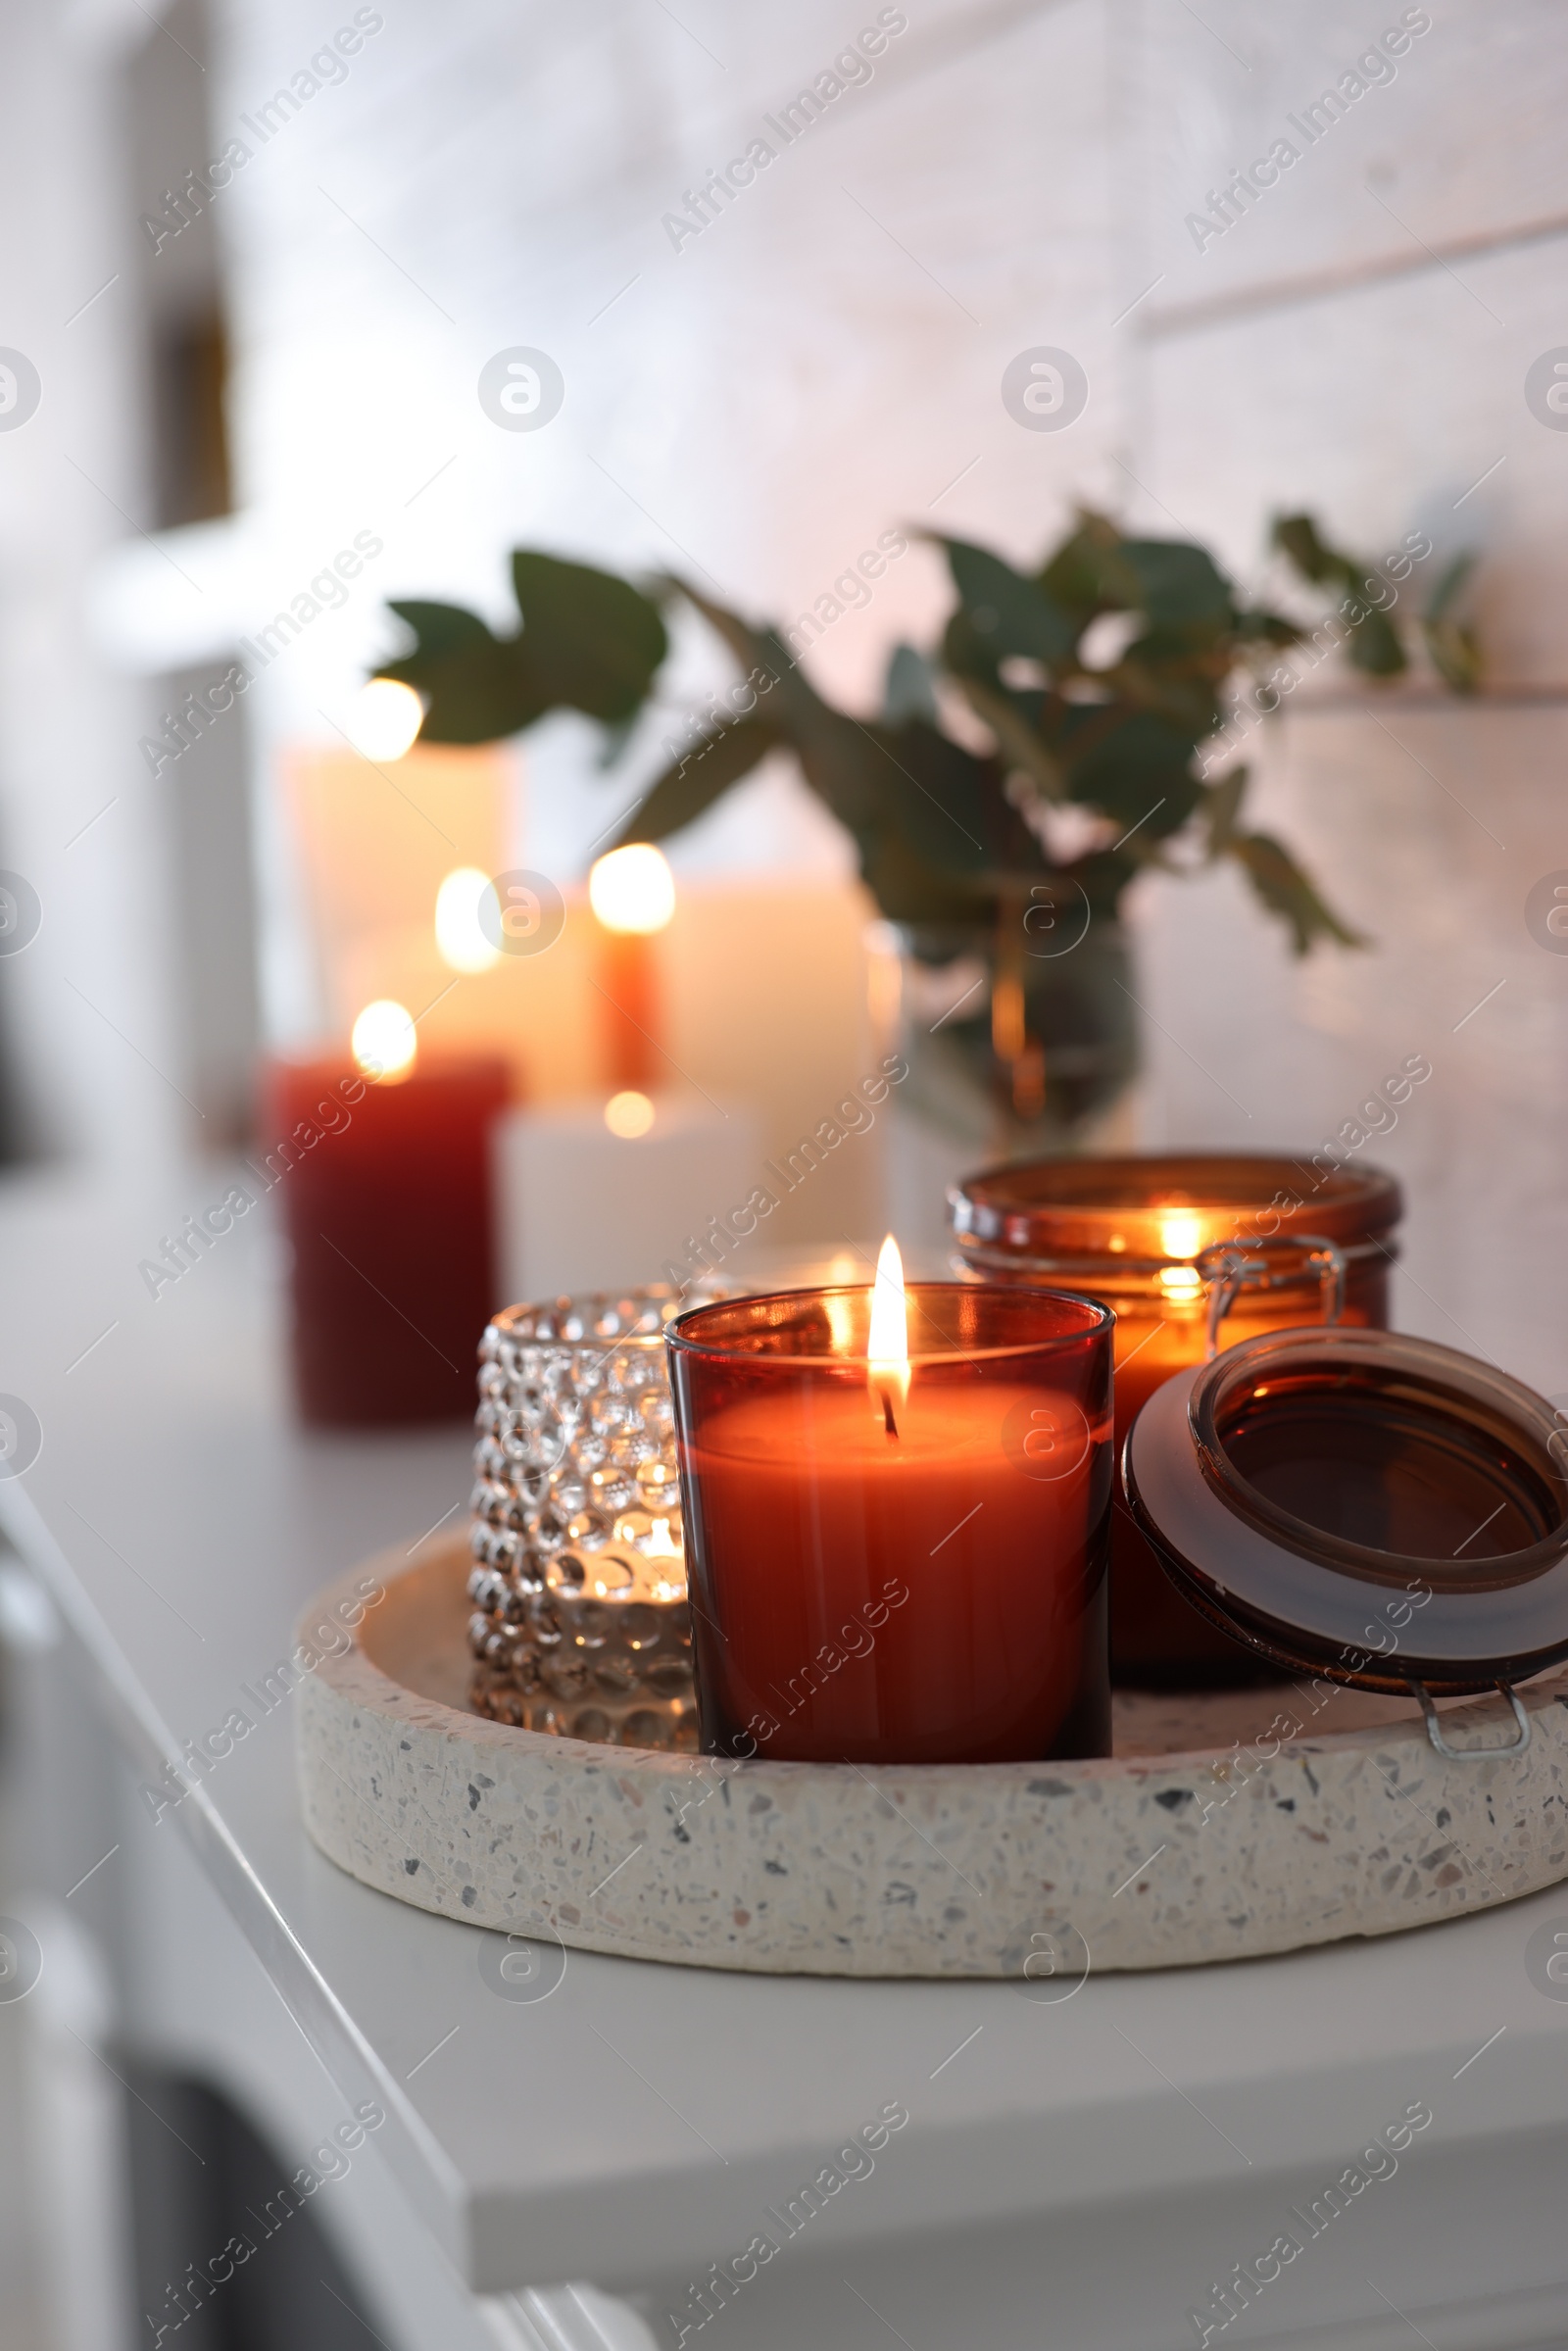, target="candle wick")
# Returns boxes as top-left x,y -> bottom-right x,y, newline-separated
880,1386 -> 899,1441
